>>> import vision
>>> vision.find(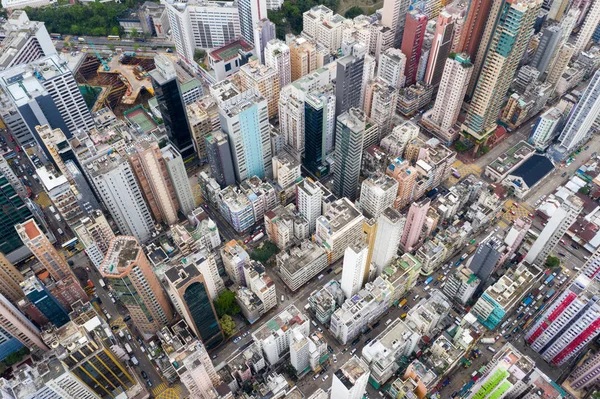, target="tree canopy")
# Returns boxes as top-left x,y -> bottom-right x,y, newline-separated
344,6 -> 363,19
214,289 -> 241,318
268,0 -> 340,39
220,315 -> 237,337
546,255 -> 560,268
